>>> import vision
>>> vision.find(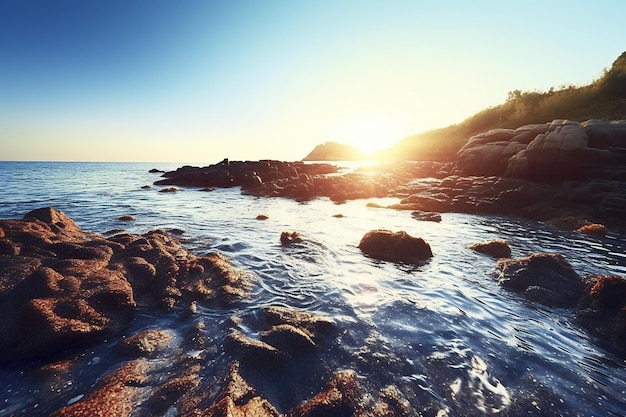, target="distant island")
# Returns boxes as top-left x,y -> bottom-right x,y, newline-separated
303,51 -> 626,161
302,141 -> 366,161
